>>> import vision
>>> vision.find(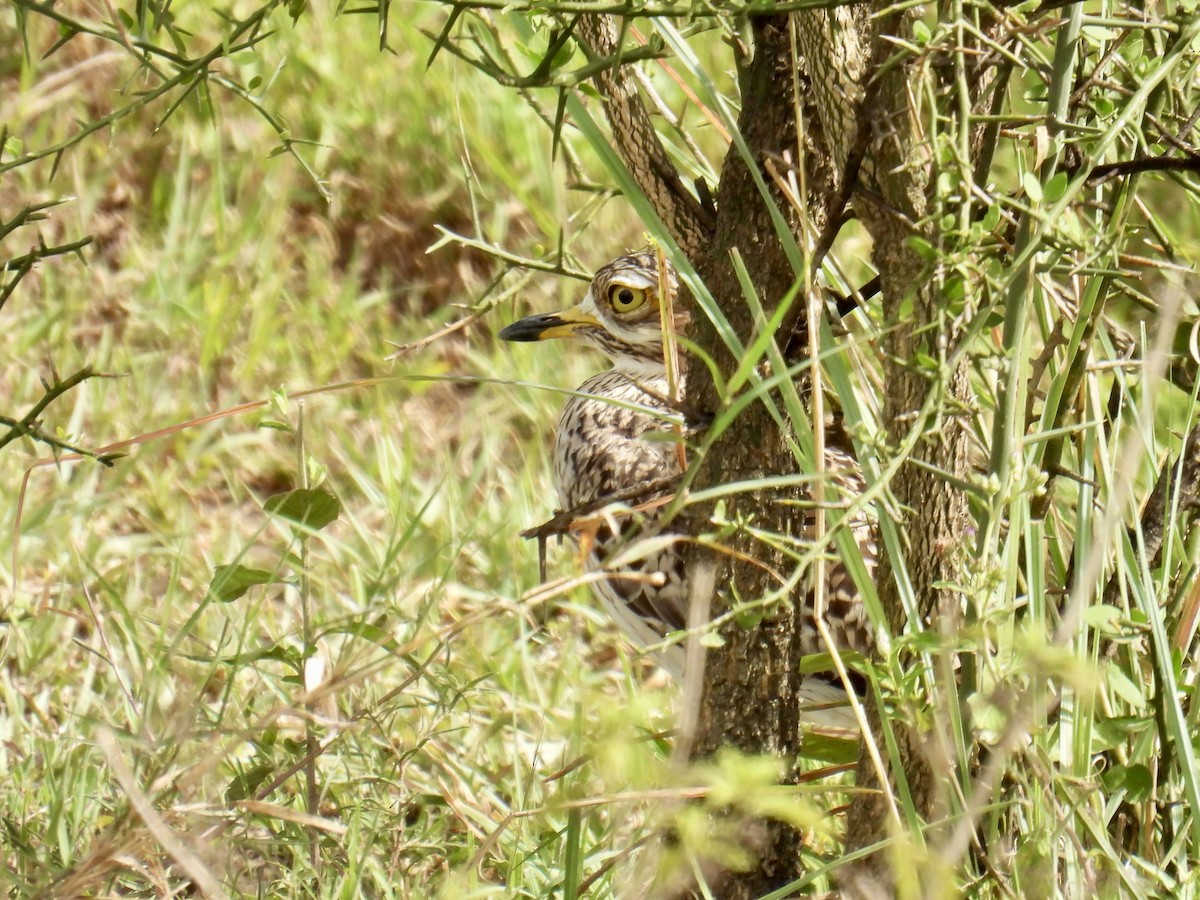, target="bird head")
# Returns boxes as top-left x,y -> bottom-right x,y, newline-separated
500,250 -> 687,375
